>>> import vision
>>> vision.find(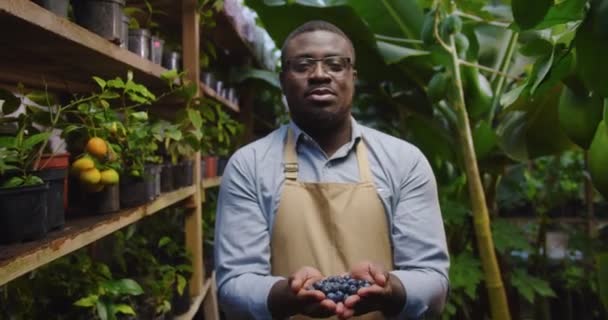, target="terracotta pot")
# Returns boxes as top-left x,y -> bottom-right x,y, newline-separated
203,156 -> 218,178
